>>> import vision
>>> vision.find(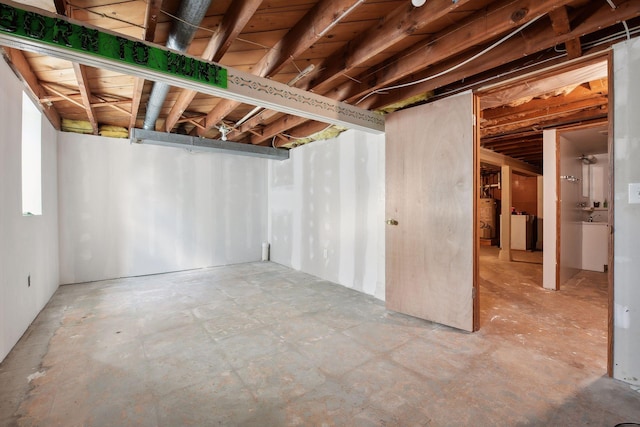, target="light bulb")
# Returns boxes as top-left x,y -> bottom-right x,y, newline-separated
411,0 -> 426,6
